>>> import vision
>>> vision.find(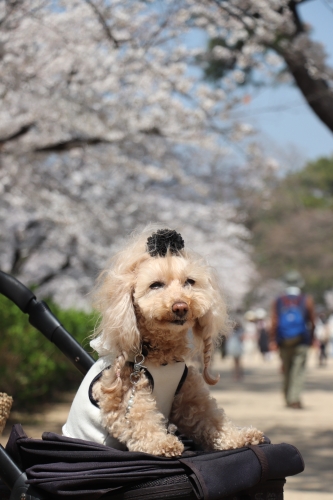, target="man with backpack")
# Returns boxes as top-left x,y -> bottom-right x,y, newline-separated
270,271 -> 315,409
